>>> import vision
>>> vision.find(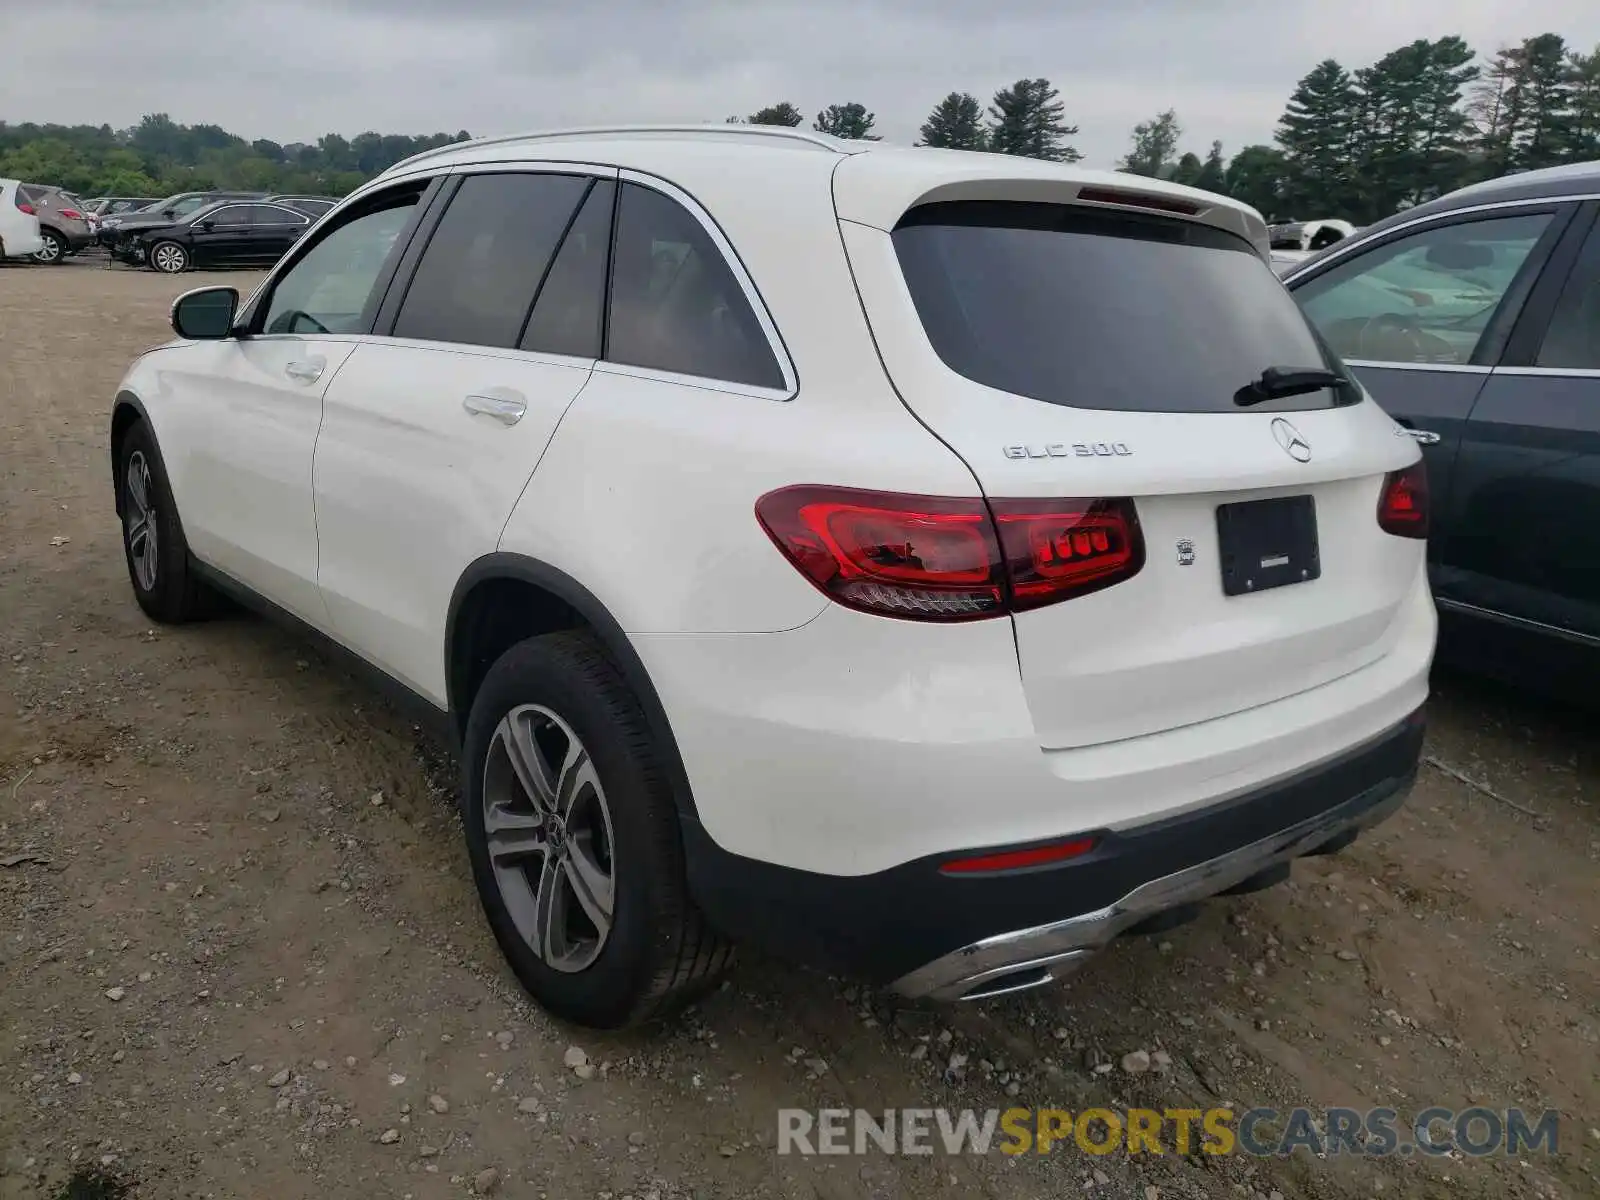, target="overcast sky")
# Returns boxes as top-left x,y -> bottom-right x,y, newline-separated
3,0 -> 1598,167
